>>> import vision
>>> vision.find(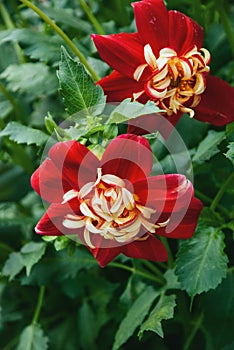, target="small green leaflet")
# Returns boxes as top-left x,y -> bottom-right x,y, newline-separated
2,242 -> 46,279
112,286 -> 159,350
192,130 -> 225,164
138,294 -> 176,339
77,301 -> 98,350
0,122 -> 48,146
107,99 -> 163,125
175,226 -> 228,297
224,142 -> 234,164
57,46 -> 106,116
16,324 -> 48,350
0,63 -> 58,98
